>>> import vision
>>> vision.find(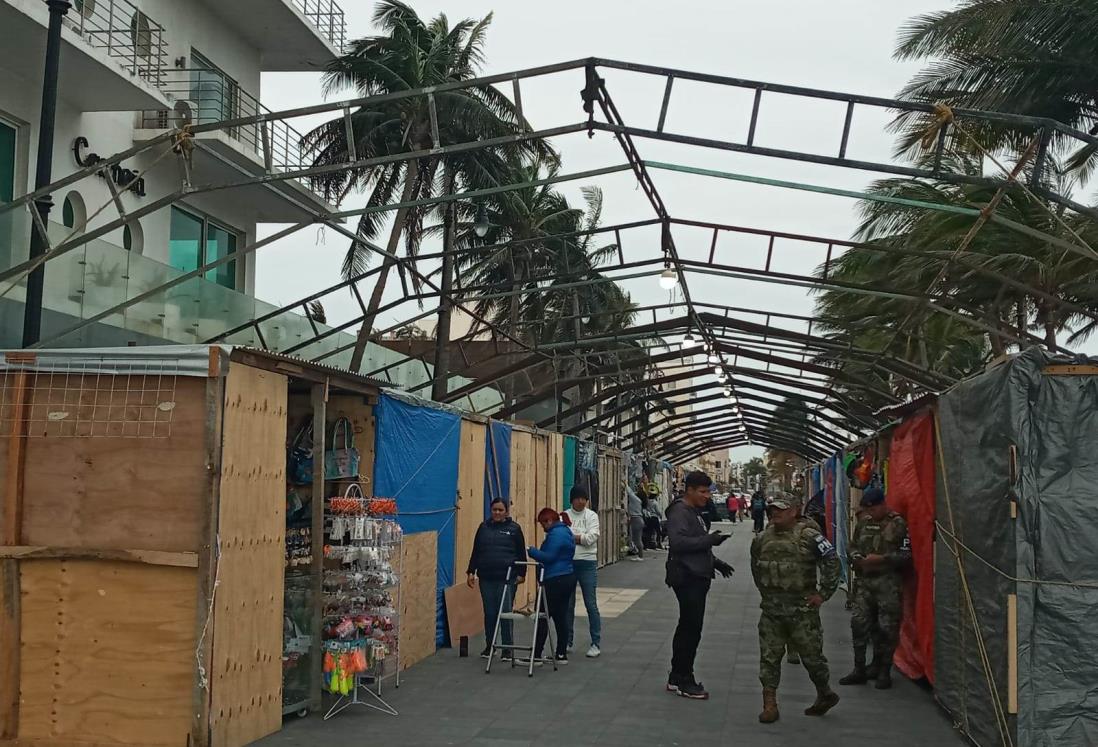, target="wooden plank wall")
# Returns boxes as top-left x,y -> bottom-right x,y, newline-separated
597,450 -> 625,567
208,364 -> 287,747
400,532 -> 438,670
17,560 -> 197,746
455,421 -> 486,579
509,431 -> 537,607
